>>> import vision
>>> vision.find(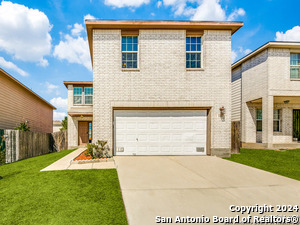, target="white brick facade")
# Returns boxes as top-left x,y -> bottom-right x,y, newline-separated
92,29 -> 233,156
65,83 -> 93,148
231,42 -> 300,148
